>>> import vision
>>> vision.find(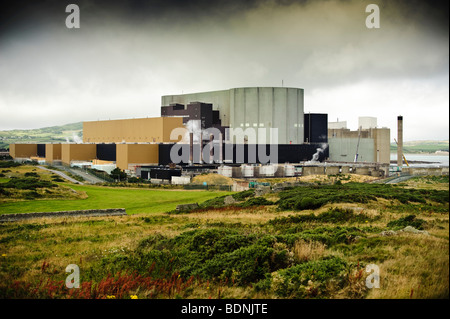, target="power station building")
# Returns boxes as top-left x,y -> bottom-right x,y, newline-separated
328,117 -> 390,164
162,87 -> 305,145
9,87 -> 391,178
